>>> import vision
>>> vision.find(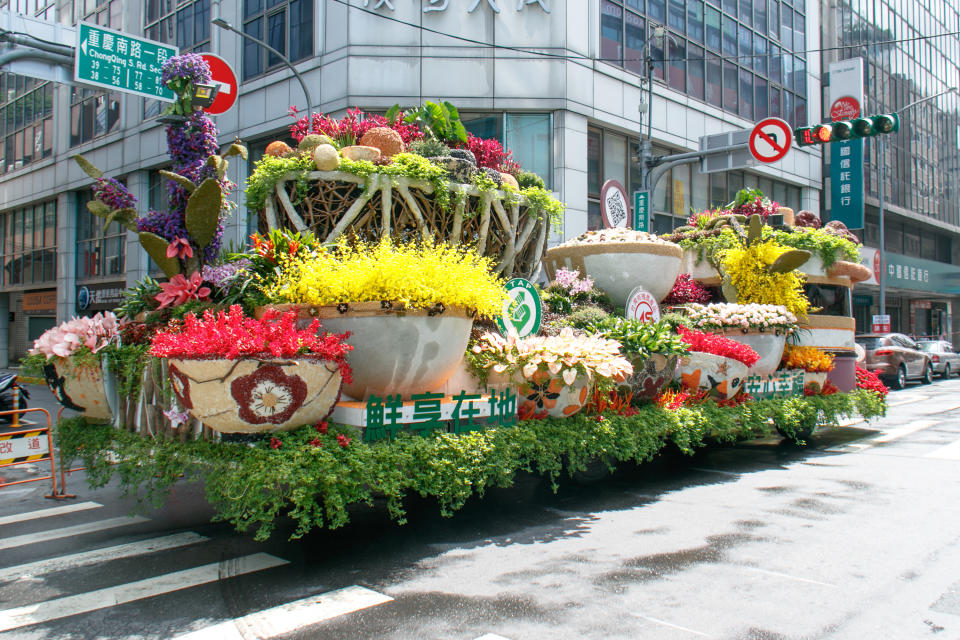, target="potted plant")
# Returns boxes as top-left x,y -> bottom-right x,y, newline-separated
675,326 -> 759,399
467,327 -> 633,418
149,305 -> 352,433
28,312 -> 119,420
542,229 -> 683,306
781,345 -> 835,393
259,237 -> 506,400
584,317 -> 689,401
683,303 -> 798,375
